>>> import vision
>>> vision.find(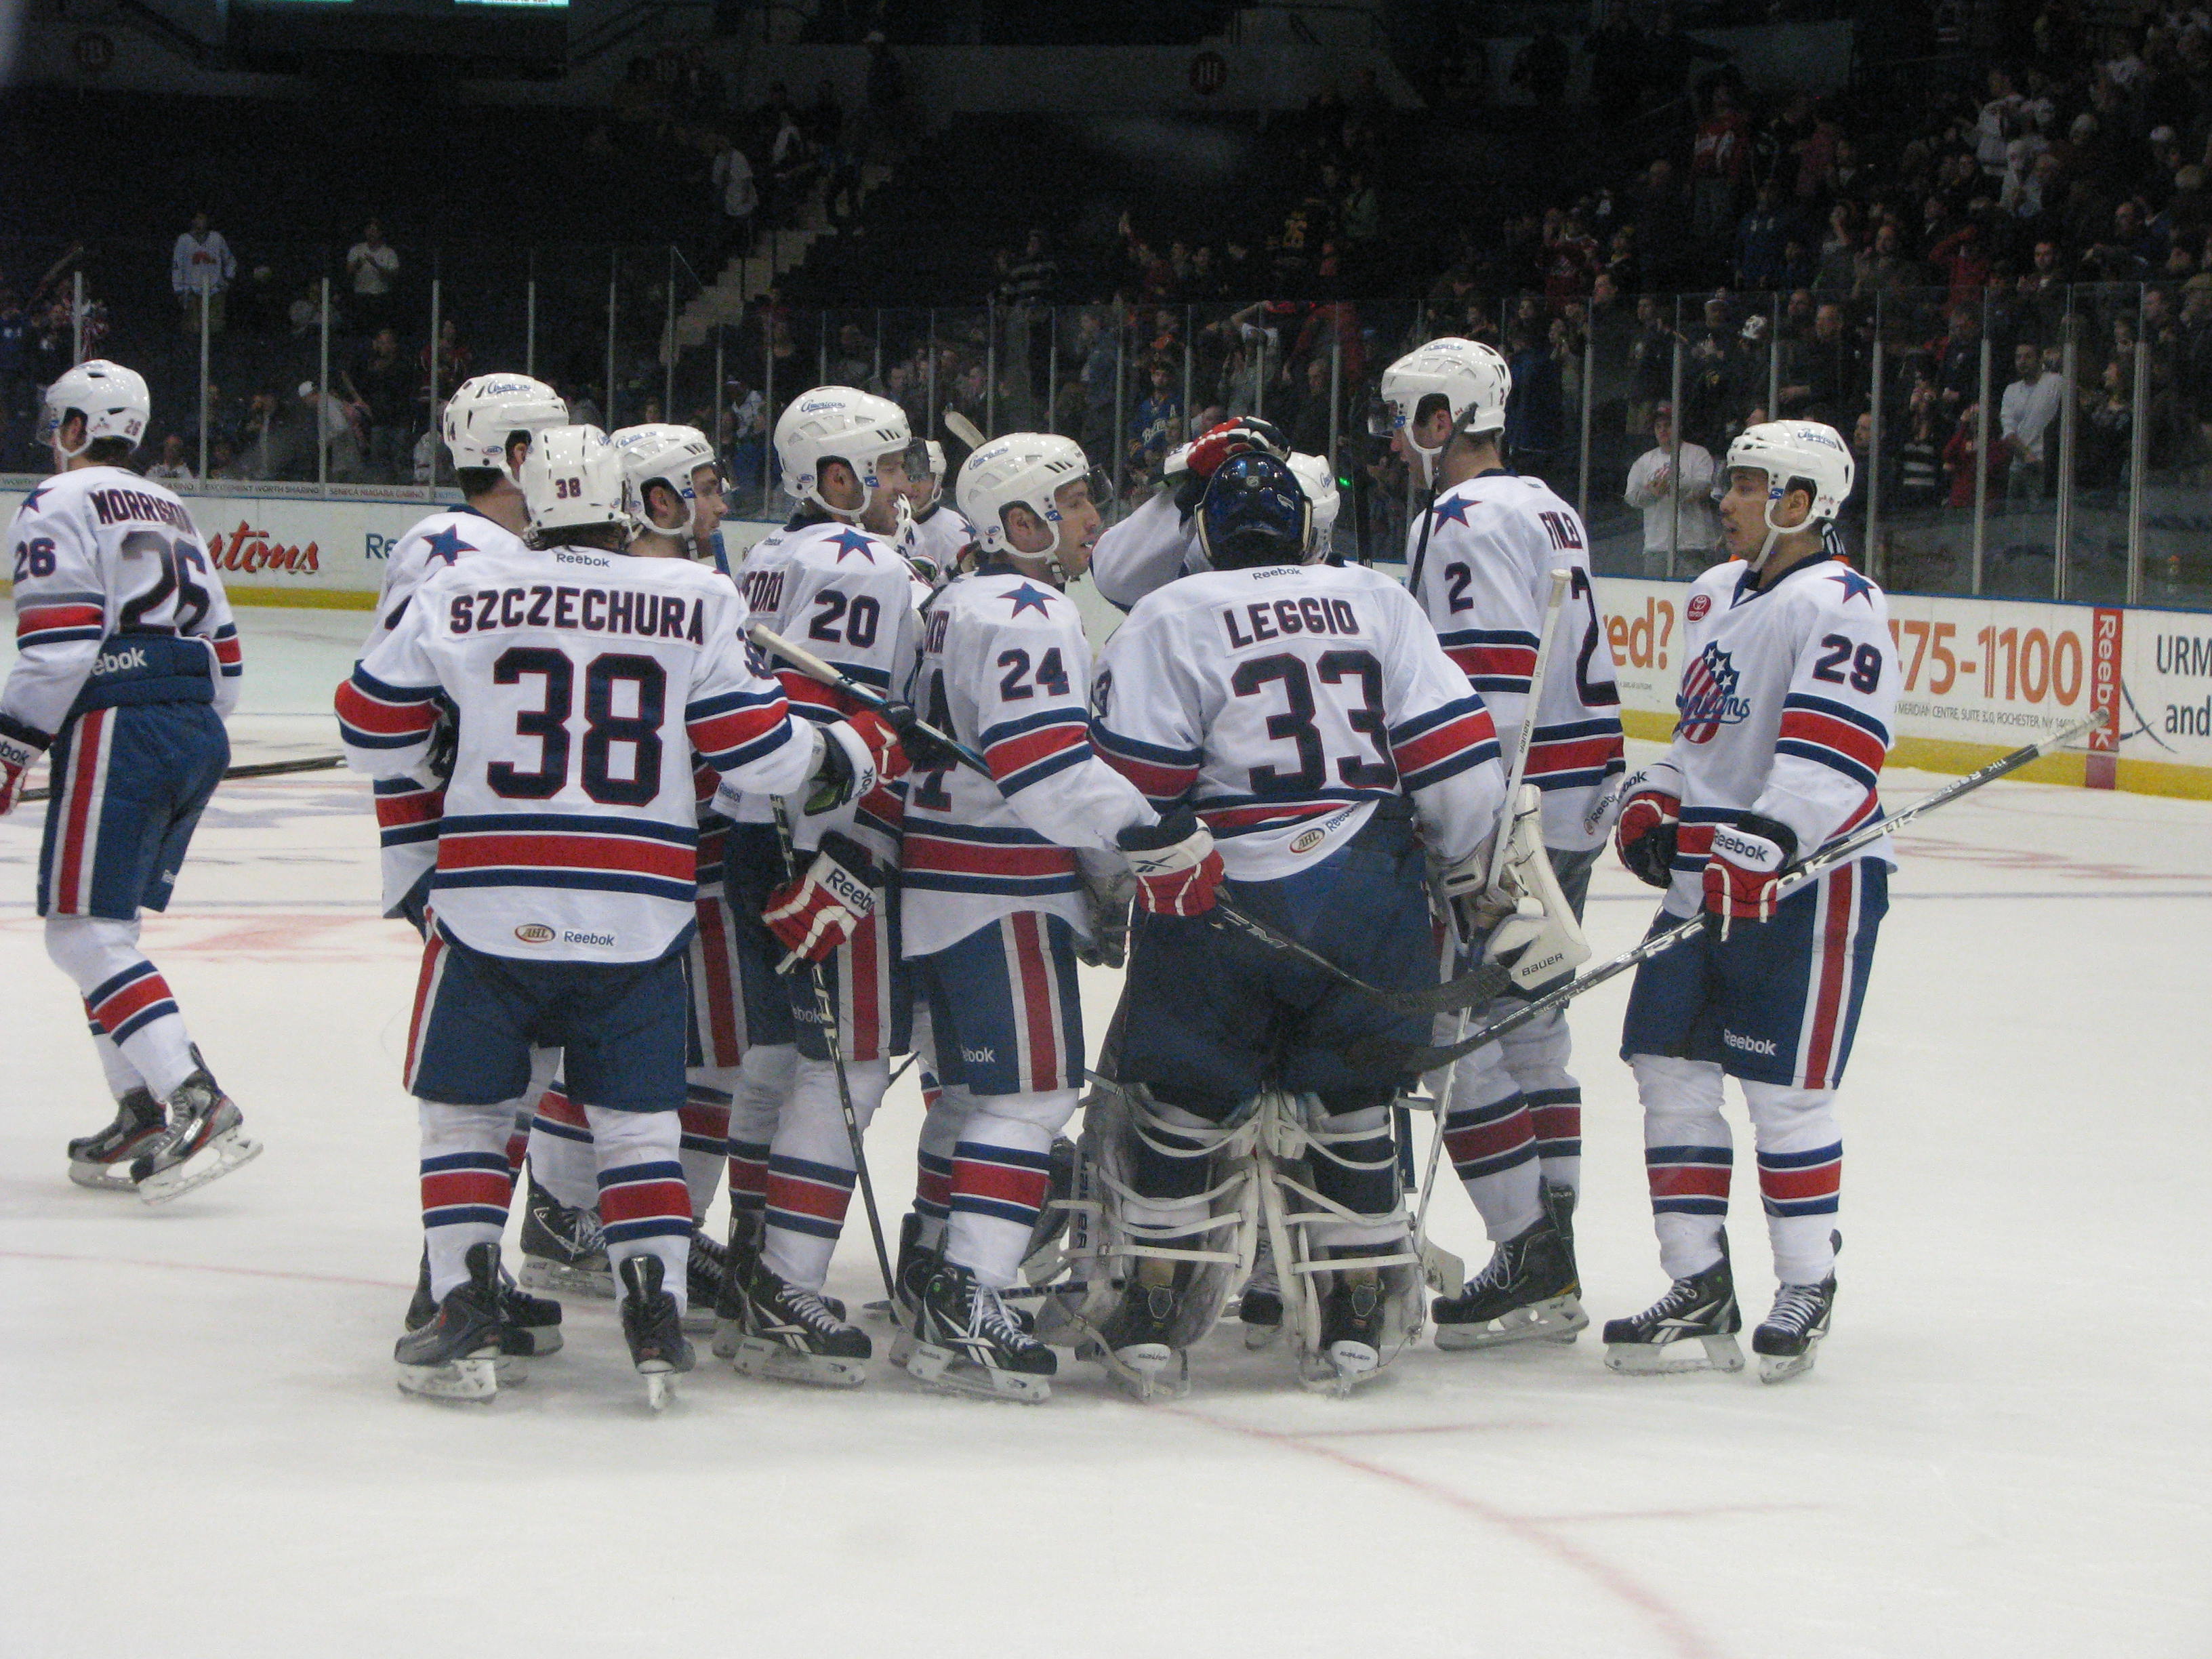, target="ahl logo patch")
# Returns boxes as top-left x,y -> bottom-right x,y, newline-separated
1687,593 -> 1711,621
514,923 -> 556,945
1289,827 -> 1328,854
1677,642 -> 1753,743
